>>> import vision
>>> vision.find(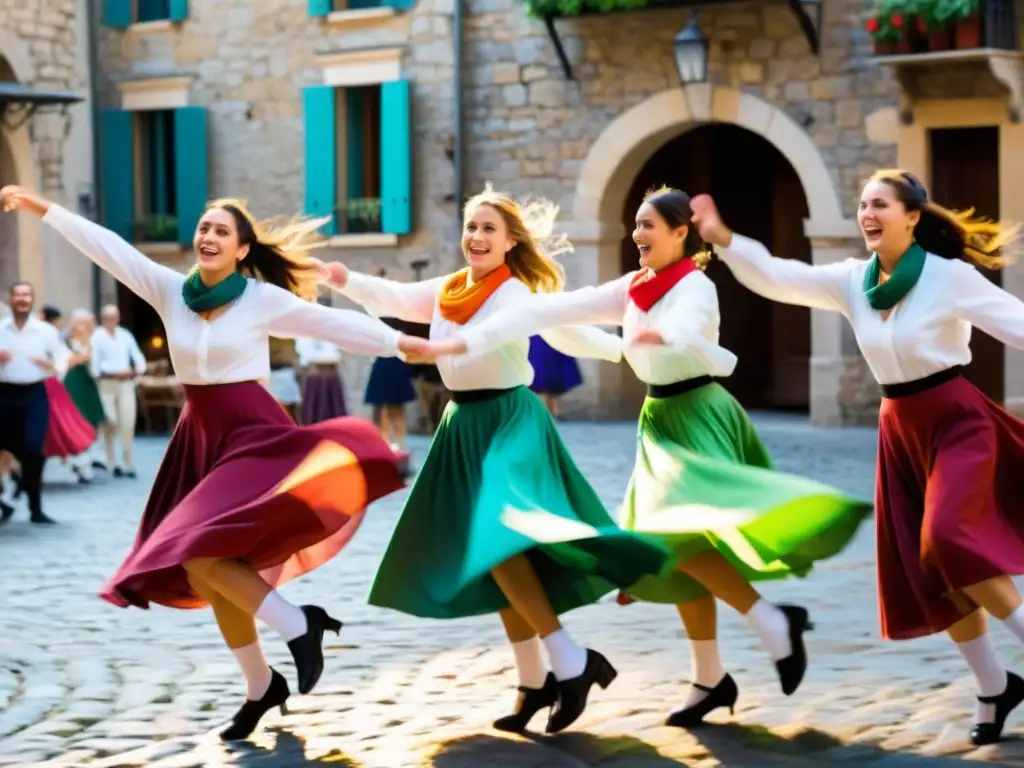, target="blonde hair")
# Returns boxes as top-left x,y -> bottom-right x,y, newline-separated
870,169 -> 1020,269
203,198 -> 330,301
463,184 -> 571,293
